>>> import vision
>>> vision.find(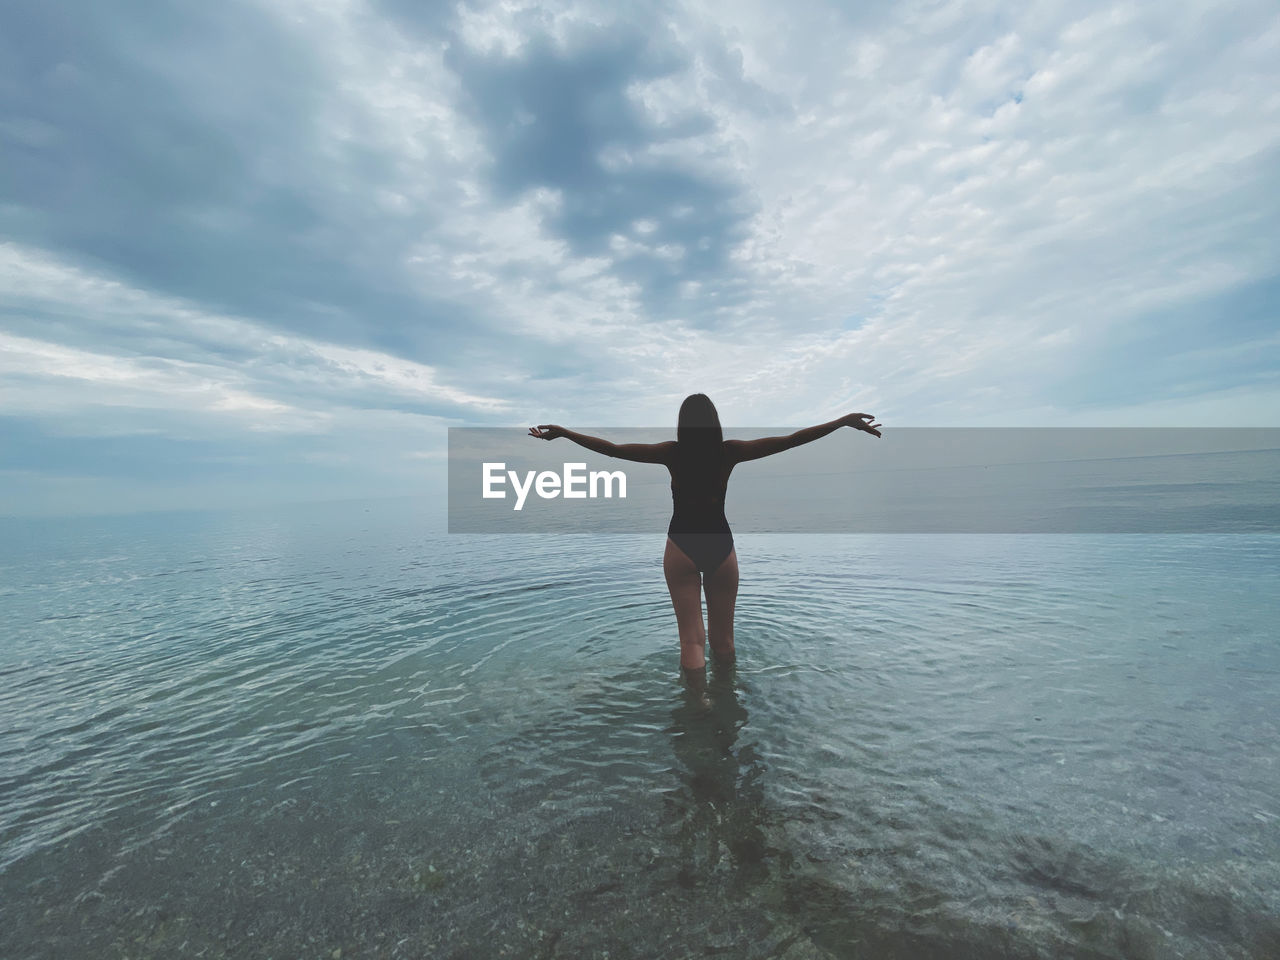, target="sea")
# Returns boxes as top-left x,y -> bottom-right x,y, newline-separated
2,464 -> 1279,958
